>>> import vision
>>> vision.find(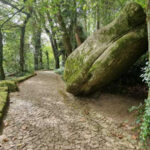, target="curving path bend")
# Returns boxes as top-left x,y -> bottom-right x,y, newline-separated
0,71 -> 142,150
